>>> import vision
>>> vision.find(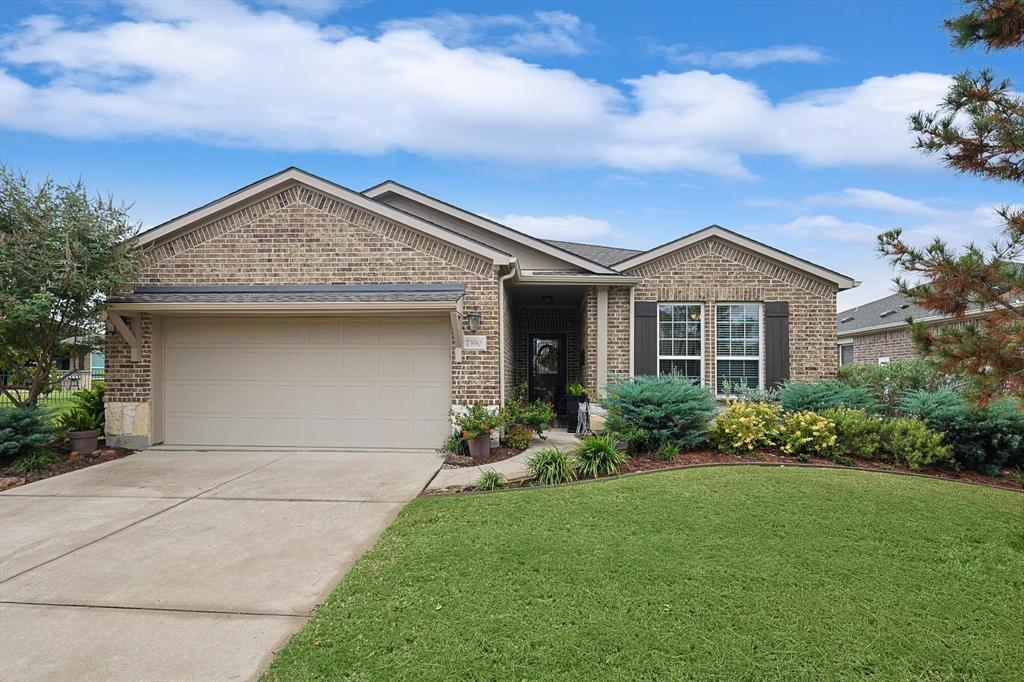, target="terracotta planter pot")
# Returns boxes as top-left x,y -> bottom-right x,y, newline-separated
68,428 -> 101,454
467,434 -> 491,461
